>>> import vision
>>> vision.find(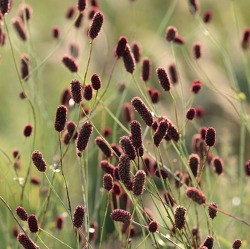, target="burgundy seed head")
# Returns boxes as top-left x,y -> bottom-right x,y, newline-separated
88,12 -> 104,40
131,41 -> 142,63
102,127 -> 112,137
30,176 -> 41,185
62,55 -> 78,72
169,64 -> 178,84
20,54 -> 29,81
202,236 -> 213,249
77,121 -> 93,152
83,84 -> 93,101
91,73 -> 102,90
112,182 -> 122,195
12,148 -> 20,159
60,87 -> 71,107
130,120 -> 142,149
52,26 -> 60,39
153,120 -> 169,146
141,57 -> 152,82
88,6 -> 98,20
138,146 -> 144,157
32,150 -> 47,172
16,206 -> 28,221
111,143 -> 123,158
148,220 -> 158,233
0,0 -> 10,15
245,160 -> 250,176
73,205 -> 86,228
148,88 -> 160,104
100,160 -> 115,176
123,103 -> 134,123
55,215 -> 64,230
131,97 -> 153,126
191,80 -> 202,94
18,4 -> 32,21
55,105 -> 67,132
167,123 -> 179,142
23,124 -> 32,137
66,5 -> 76,19
17,233 -> 38,249
103,174 -> 113,191
155,169 -> 168,179
166,26 -> 177,42
186,108 -> 196,120
122,44 -> 136,74
118,154 -> 132,190
12,17 -> 26,41
174,206 -> 186,230
132,170 -> 146,196
212,156 -> 224,175
208,202 -> 218,219
174,34 -> 185,45
156,67 -> 170,91
77,0 -> 86,12
110,209 -> 131,223
66,121 -> 77,135
119,135 -> 136,160
95,136 -> 113,158
186,187 -> 206,204
74,12 -> 83,28
163,192 -> 175,207
205,127 -> 216,147
193,42 -> 202,59
70,42 -> 79,58
188,154 -> 200,177
115,36 -> 128,58
203,10 -> 212,23
241,28 -> 250,50
28,214 -> 39,233
70,79 -> 82,104
232,239 -> 242,249
189,0 -> 199,14
19,91 -> 26,99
